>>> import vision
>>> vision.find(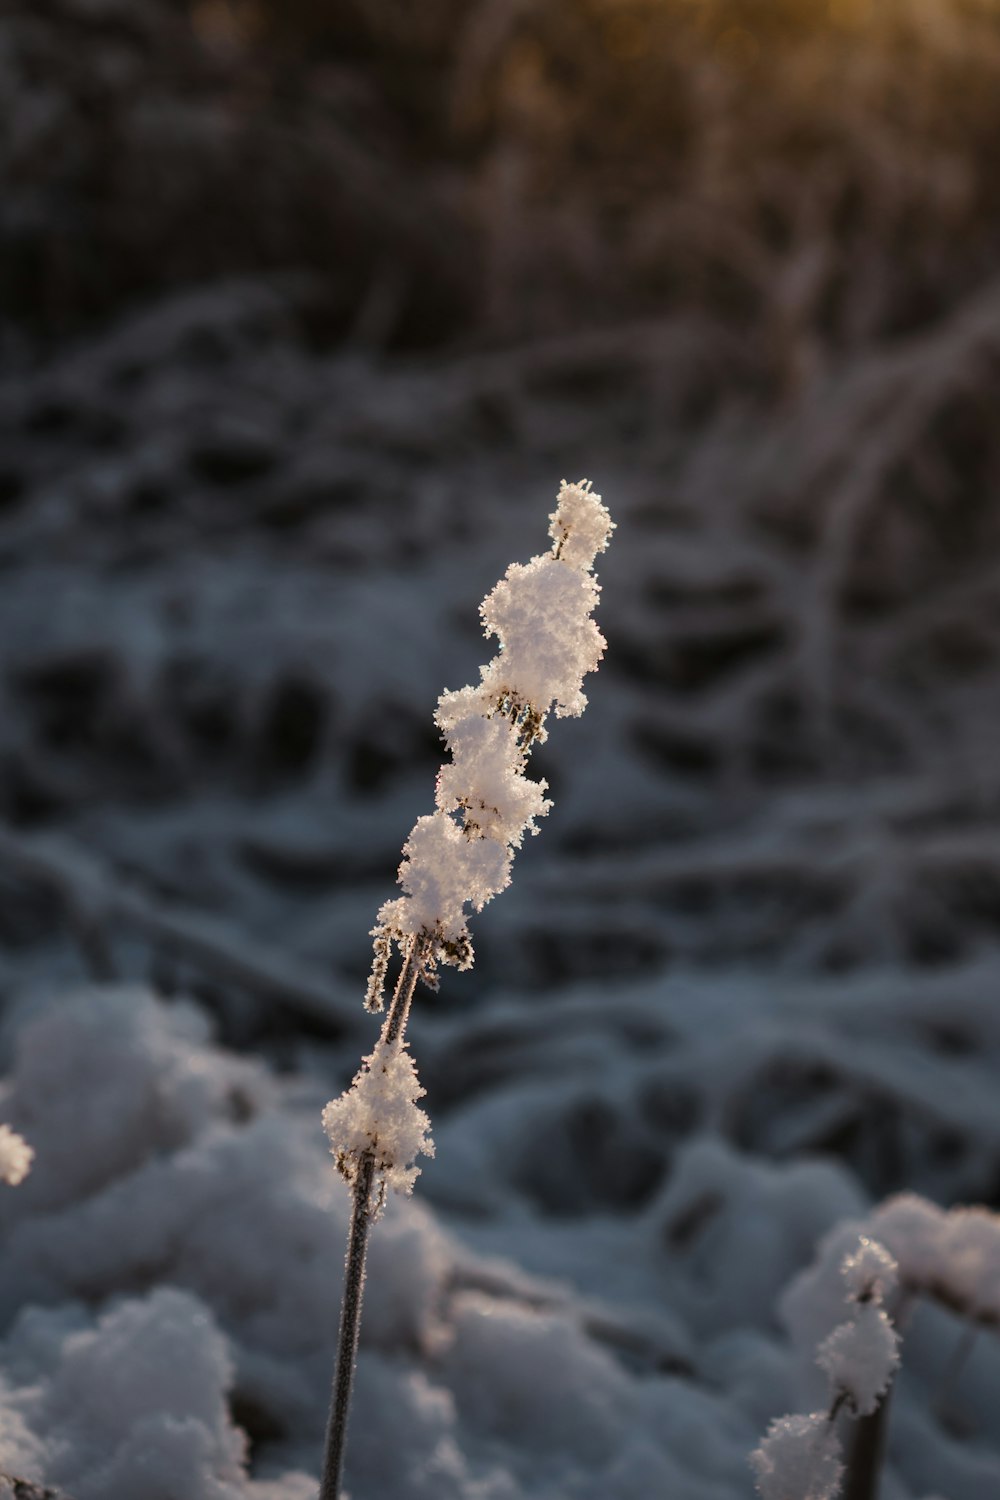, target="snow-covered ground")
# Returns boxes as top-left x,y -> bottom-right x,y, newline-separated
0,273 -> 997,1498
